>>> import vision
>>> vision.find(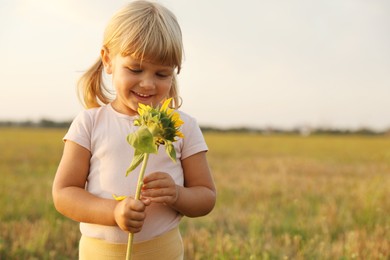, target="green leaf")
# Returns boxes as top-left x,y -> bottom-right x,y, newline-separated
165,143 -> 177,163
148,122 -> 162,136
160,117 -> 171,128
126,150 -> 145,176
127,126 -> 158,154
